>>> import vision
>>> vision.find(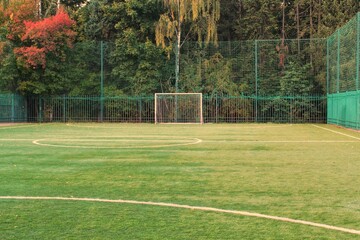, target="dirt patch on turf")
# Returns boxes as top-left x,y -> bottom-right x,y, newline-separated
0,123 -> 17,127
0,123 -> 29,127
